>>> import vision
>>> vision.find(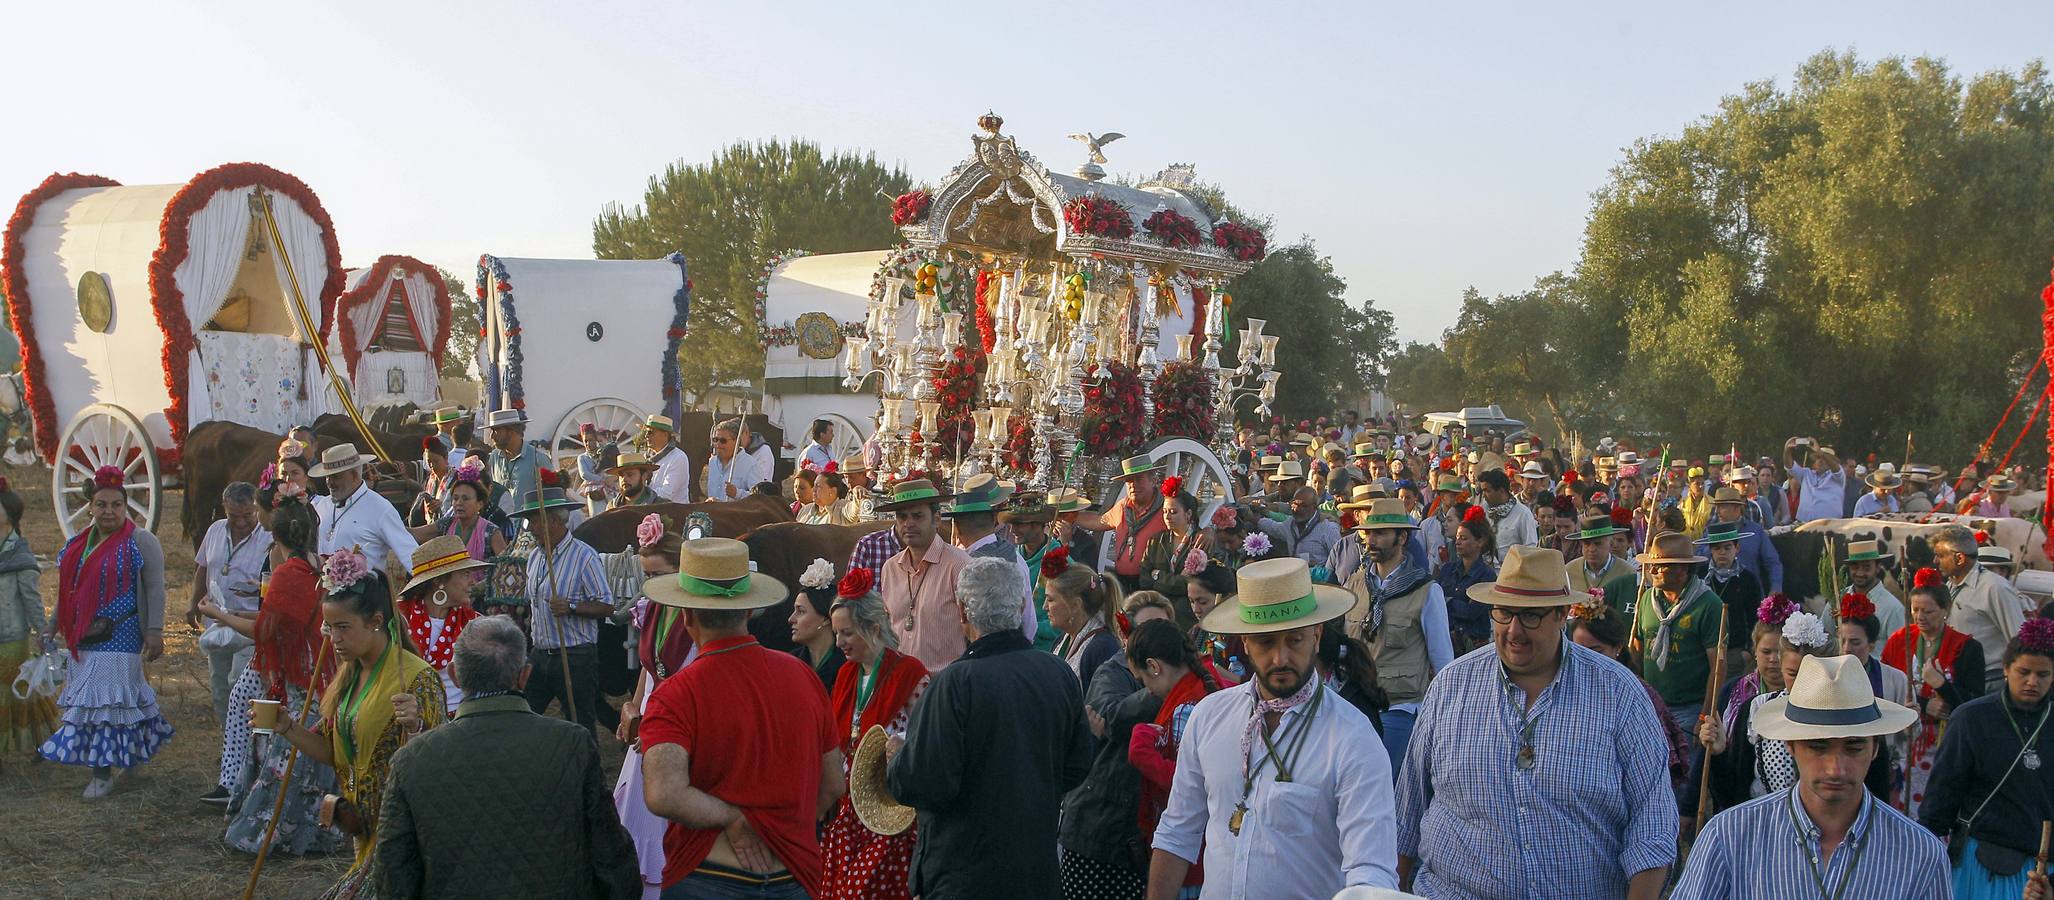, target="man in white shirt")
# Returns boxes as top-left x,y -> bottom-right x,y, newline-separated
1148,557 -> 1397,898
798,418 -> 836,473
185,481 -> 271,806
308,443 -> 419,571
641,414 -> 692,504
702,417 -> 758,502
1784,437 -> 1845,523
1843,539 -> 1905,641
1932,524 -> 2030,681
1476,469 -> 1537,563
